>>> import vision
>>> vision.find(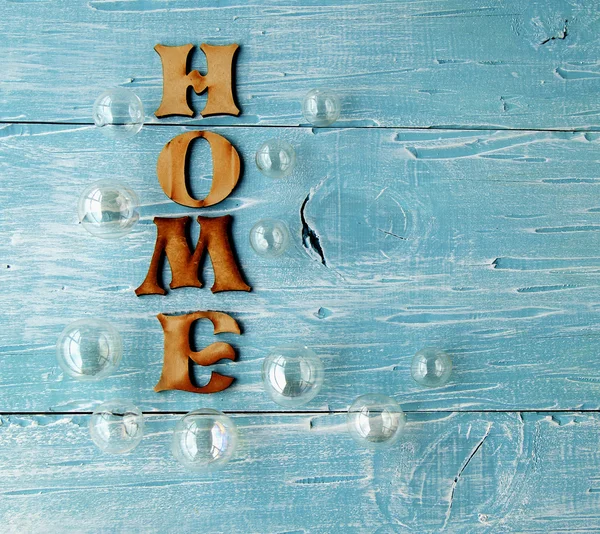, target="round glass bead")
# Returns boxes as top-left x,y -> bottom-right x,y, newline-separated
78,180 -> 140,239
411,347 -> 452,388
93,88 -> 144,138
171,409 -> 238,472
302,88 -> 341,127
56,319 -> 122,380
262,345 -> 324,407
347,394 -> 406,449
89,400 -> 144,454
255,139 -> 296,179
249,218 -> 290,258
